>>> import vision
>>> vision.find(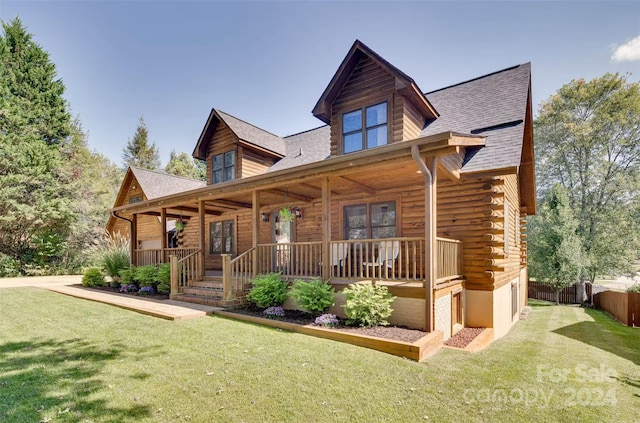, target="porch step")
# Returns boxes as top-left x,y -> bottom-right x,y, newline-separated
181,286 -> 223,297
191,279 -> 223,289
202,275 -> 223,282
170,293 -> 246,308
